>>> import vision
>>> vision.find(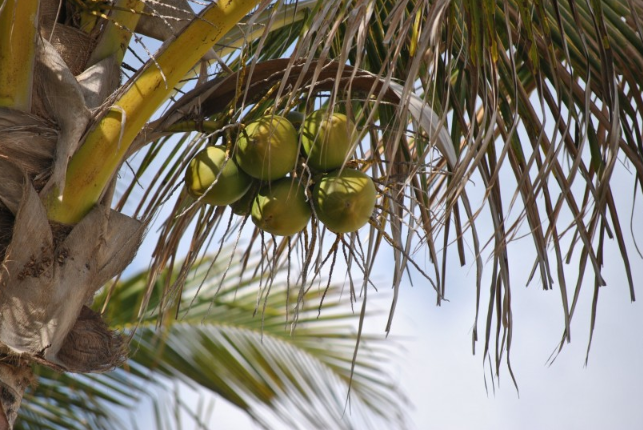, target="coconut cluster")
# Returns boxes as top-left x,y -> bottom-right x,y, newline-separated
184,111 -> 377,236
